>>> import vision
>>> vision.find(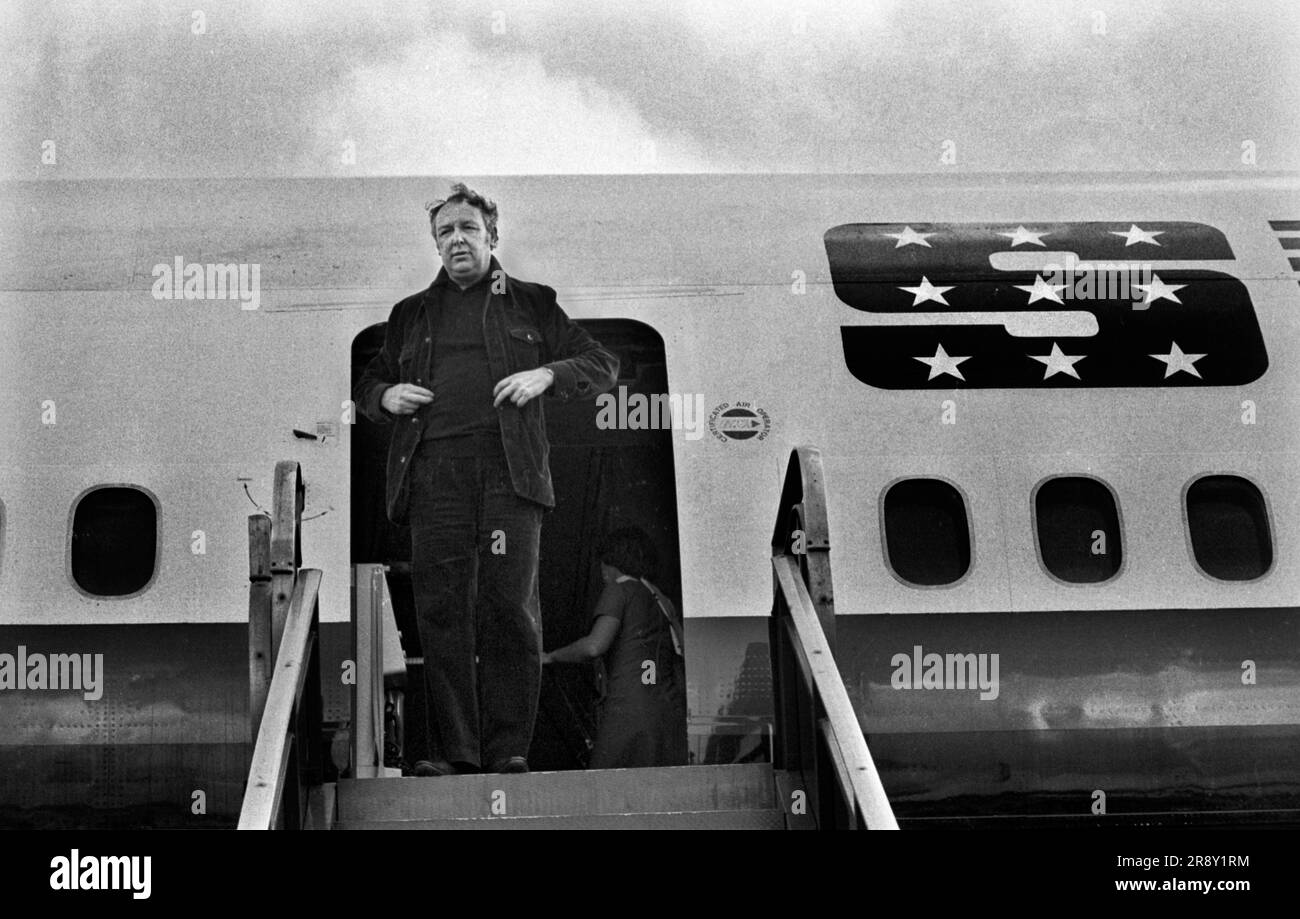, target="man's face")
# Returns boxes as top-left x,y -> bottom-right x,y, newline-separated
433,201 -> 493,287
